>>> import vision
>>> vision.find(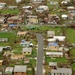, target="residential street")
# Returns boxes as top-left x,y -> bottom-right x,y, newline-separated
36,33 -> 44,75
